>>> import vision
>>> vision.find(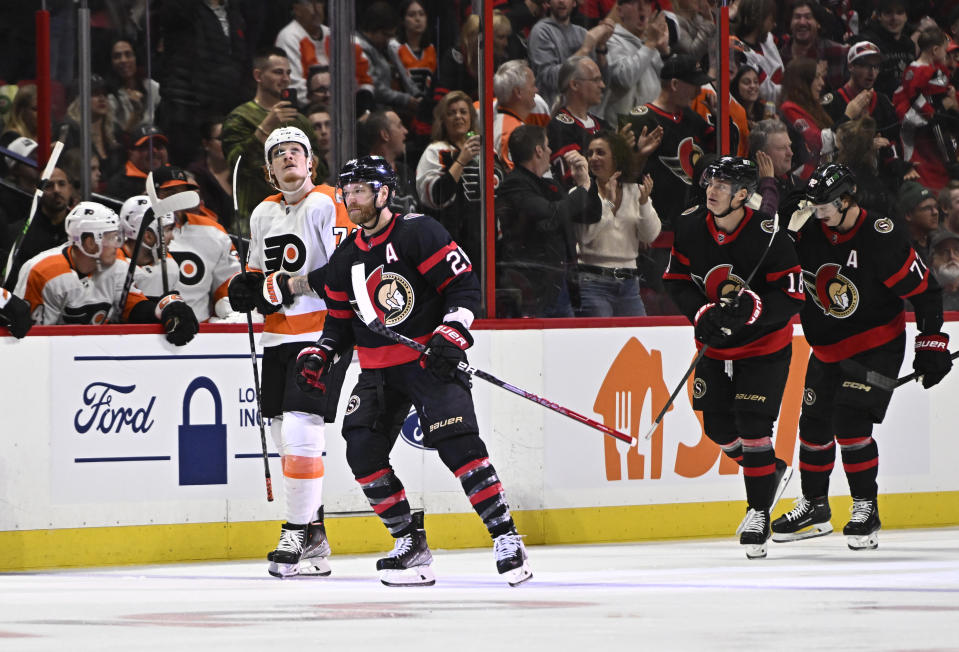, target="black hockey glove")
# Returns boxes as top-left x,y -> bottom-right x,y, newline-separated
718,289 -> 763,333
0,289 -> 32,339
419,322 -> 473,380
693,302 -> 729,347
156,292 -> 199,346
913,333 -> 952,389
263,272 -> 295,310
228,271 -> 265,313
295,344 -> 333,393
